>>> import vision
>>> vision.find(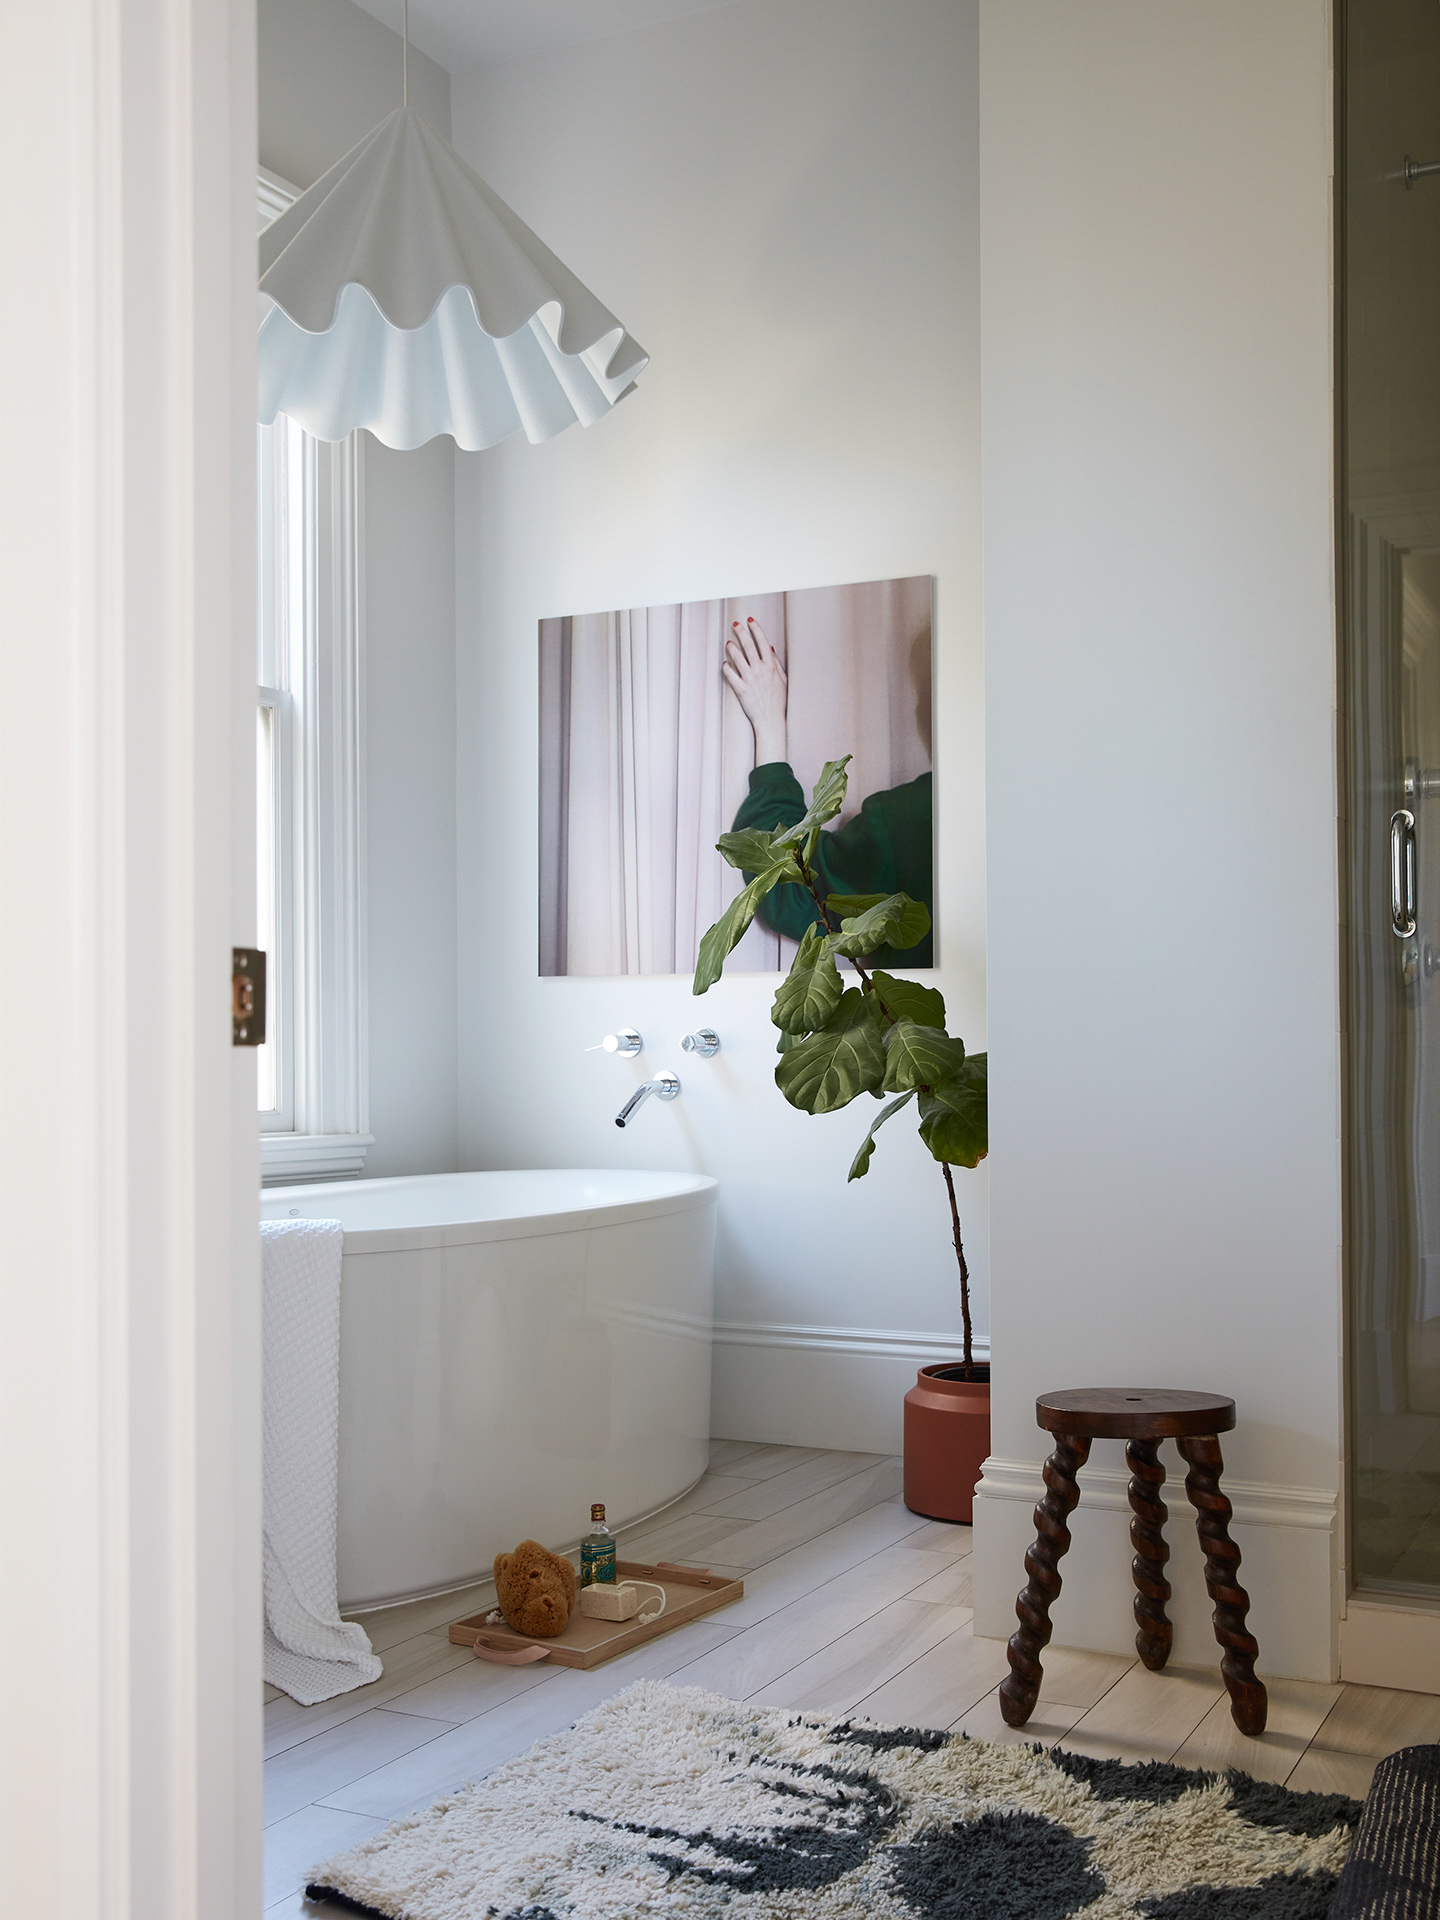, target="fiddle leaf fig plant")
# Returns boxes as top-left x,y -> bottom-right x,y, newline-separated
692,755 -> 989,1376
